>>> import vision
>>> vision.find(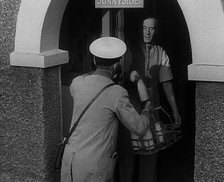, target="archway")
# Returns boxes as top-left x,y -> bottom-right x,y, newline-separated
58,1 -> 194,182
9,1 -> 194,181
10,0 -> 69,68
